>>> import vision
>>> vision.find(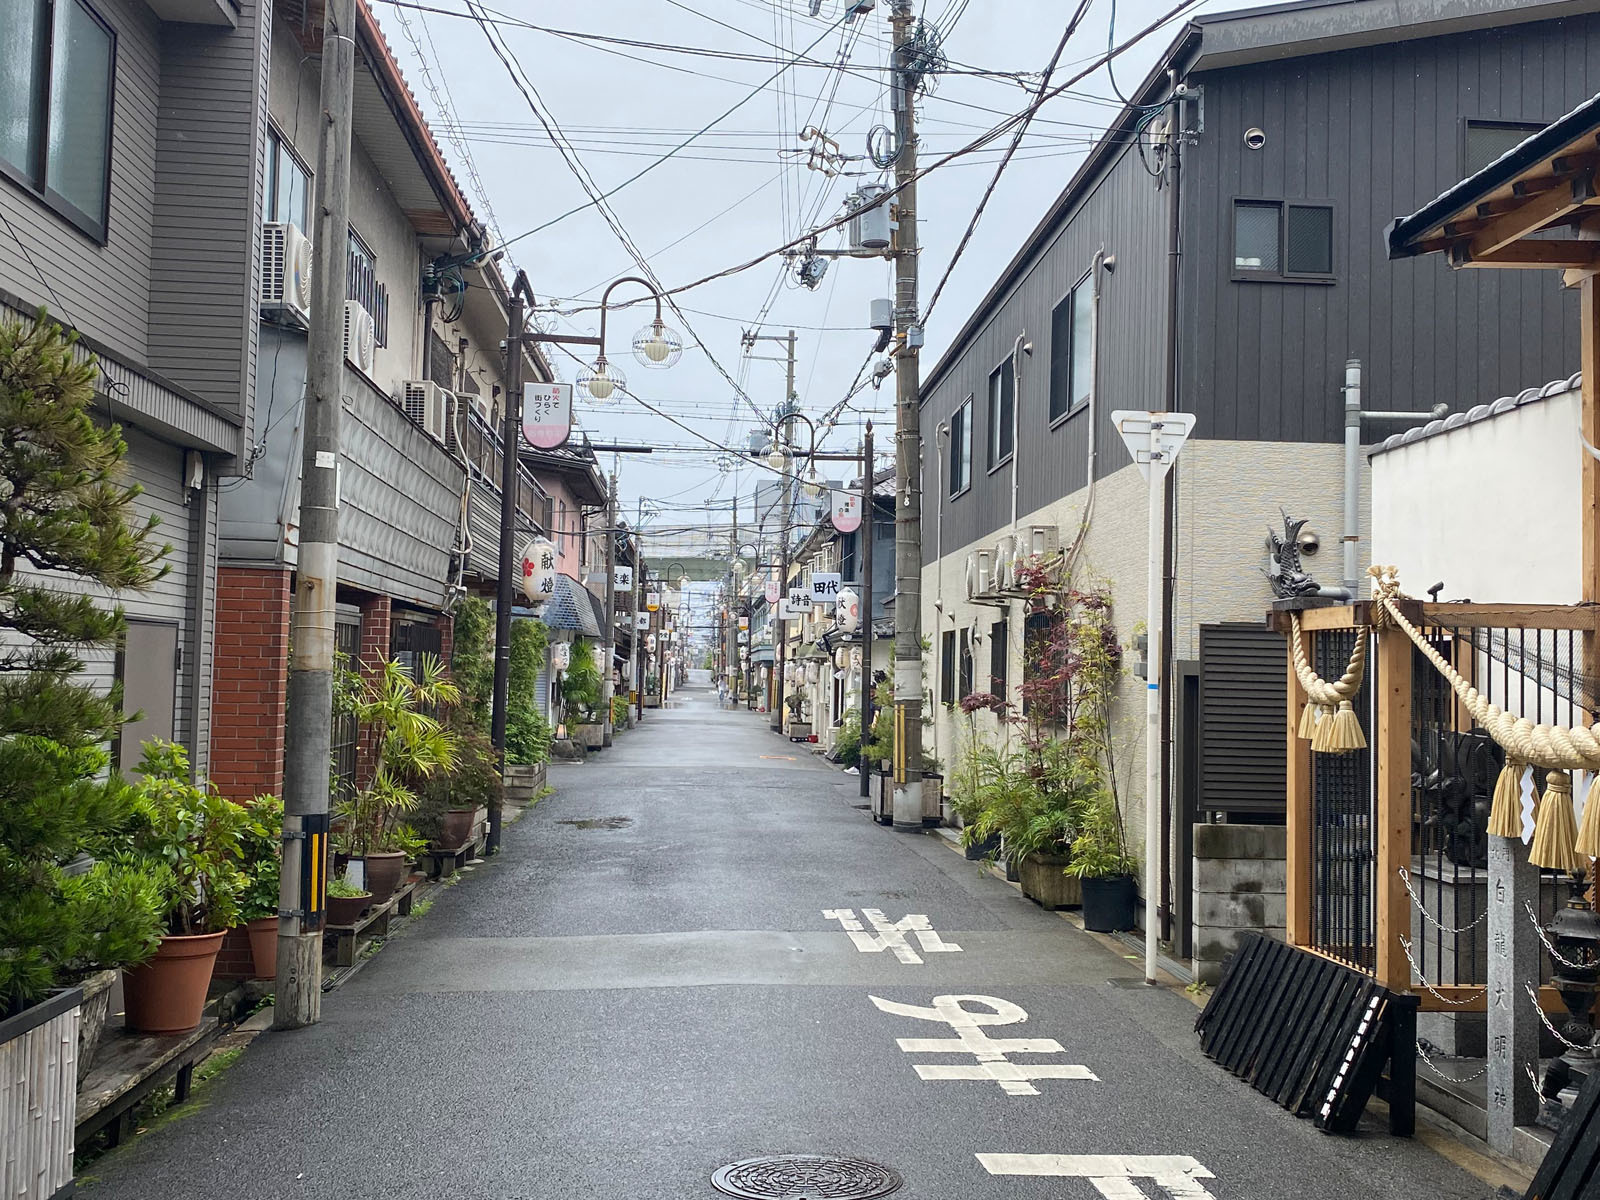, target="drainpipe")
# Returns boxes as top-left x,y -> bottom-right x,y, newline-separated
1009,333 -> 1030,534
1158,75 -> 1185,948
1343,359 -> 1362,594
1063,250 -> 1111,576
